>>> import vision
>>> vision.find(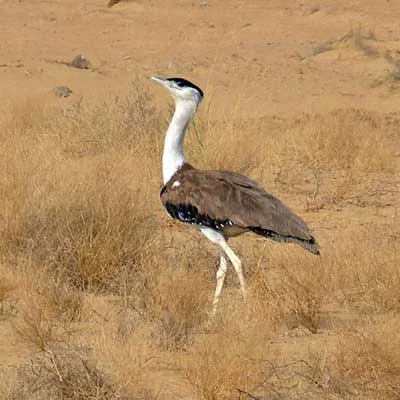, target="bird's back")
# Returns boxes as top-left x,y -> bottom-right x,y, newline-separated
160,164 -> 320,254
